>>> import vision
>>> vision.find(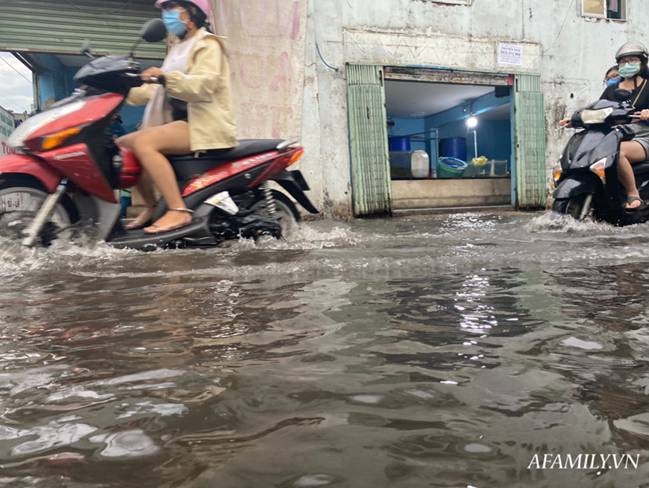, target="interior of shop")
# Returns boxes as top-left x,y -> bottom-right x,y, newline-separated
385,79 -> 513,181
